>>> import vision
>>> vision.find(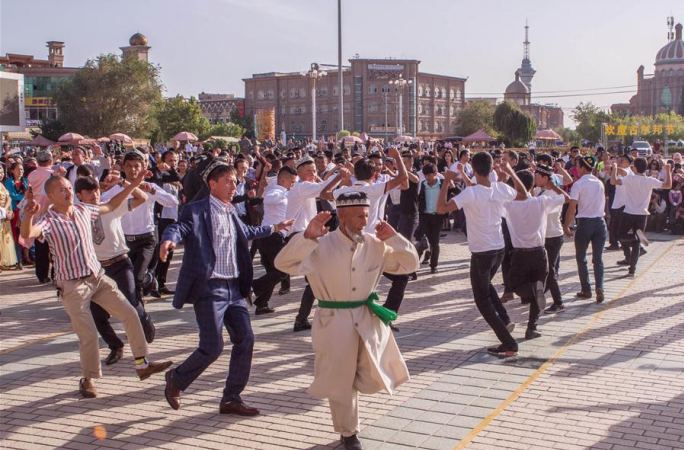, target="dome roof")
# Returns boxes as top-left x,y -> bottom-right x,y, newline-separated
129,33 -> 148,46
655,23 -> 683,65
505,73 -> 529,95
